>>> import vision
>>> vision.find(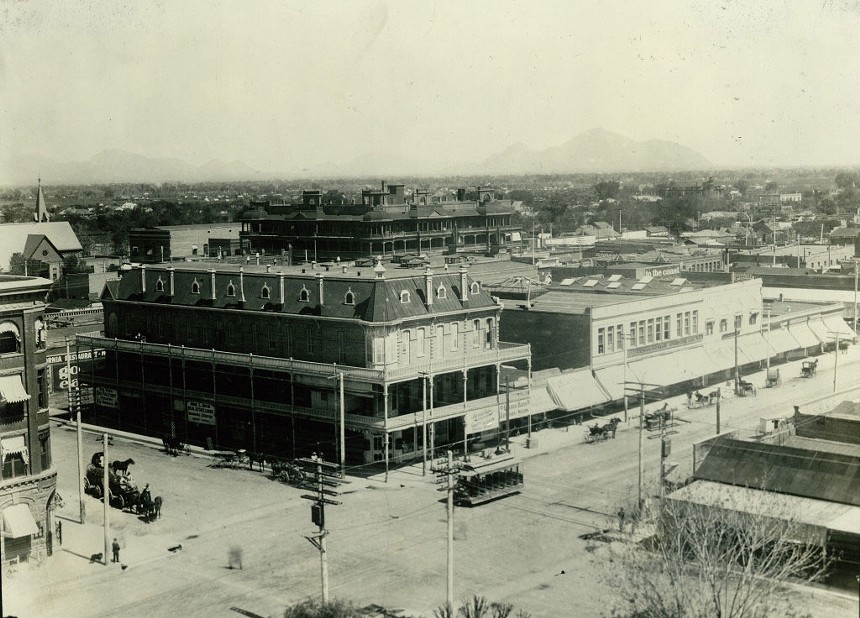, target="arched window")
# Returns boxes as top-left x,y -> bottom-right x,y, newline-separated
344,290 -> 355,305
434,324 -> 445,359
261,284 -> 271,299
0,321 -> 21,354
191,280 -> 200,295
470,282 -> 480,295
155,278 -> 164,293
226,282 -> 235,297
451,322 -> 459,351
299,286 -> 310,302
400,290 -> 410,304
436,284 -> 447,299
